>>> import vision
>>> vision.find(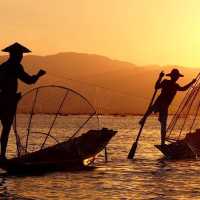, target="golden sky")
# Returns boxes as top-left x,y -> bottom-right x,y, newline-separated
1,0 -> 200,67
